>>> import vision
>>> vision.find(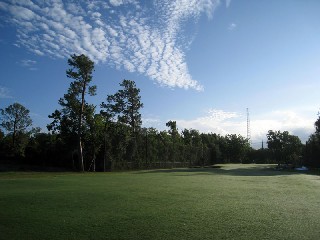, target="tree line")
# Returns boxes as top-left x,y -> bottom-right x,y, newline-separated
1,54 -> 320,171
